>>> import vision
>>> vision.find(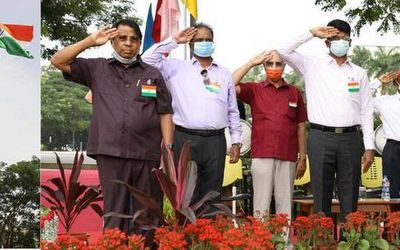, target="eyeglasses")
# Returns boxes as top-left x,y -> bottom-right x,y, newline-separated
201,69 -> 210,85
264,61 -> 284,67
329,36 -> 351,42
